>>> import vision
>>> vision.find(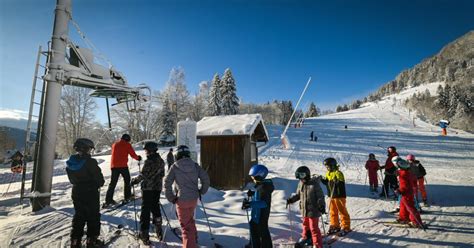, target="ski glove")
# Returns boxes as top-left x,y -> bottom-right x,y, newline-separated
137,155 -> 142,161
247,189 -> 255,197
130,177 -> 140,186
242,199 -> 251,210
